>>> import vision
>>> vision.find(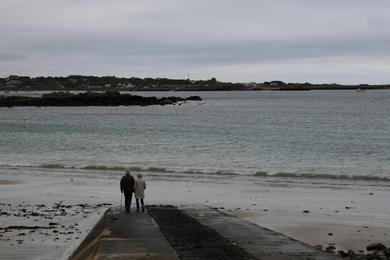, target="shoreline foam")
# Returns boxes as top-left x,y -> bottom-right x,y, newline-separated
1,163 -> 390,182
